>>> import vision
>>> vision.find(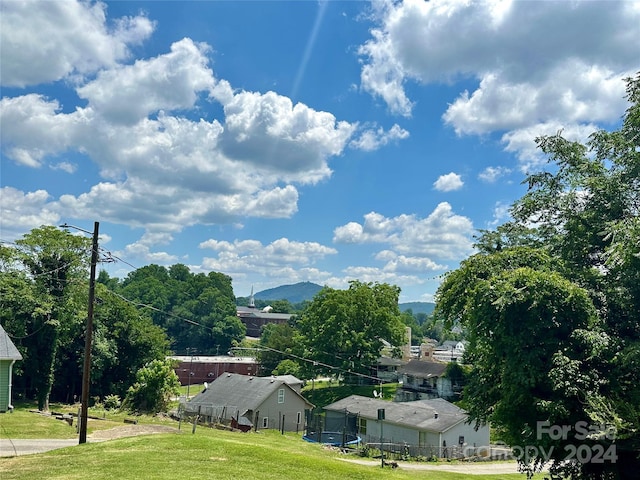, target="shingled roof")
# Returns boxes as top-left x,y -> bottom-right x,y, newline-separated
188,373 -> 313,416
0,324 -> 22,361
399,359 -> 447,378
324,395 -> 467,433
